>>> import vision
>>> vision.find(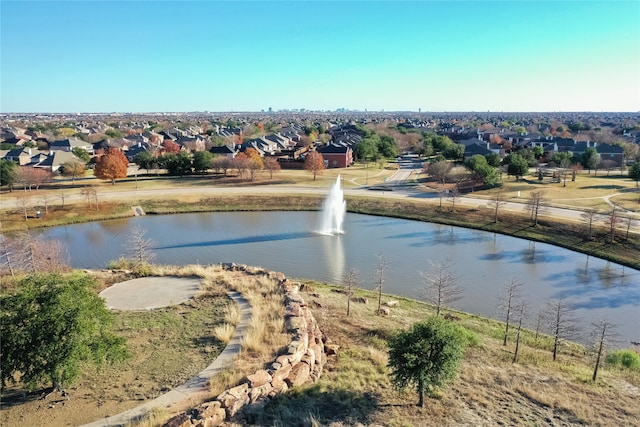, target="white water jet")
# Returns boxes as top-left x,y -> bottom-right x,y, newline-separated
318,175 -> 346,235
